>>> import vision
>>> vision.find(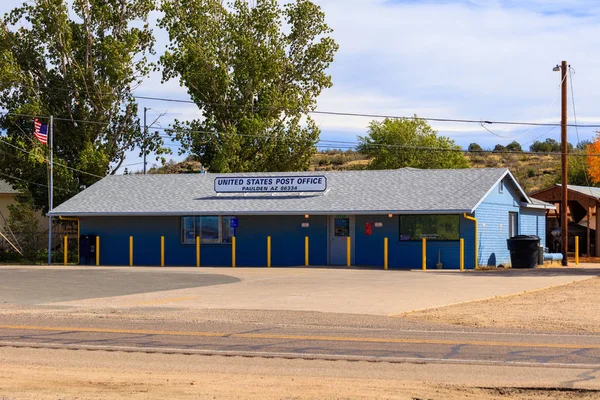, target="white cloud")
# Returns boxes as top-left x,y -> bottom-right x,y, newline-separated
3,0 -> 600,164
